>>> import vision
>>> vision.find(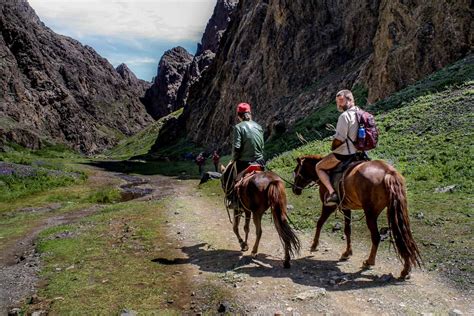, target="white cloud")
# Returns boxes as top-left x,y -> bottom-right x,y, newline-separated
28,0 -> 216,41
